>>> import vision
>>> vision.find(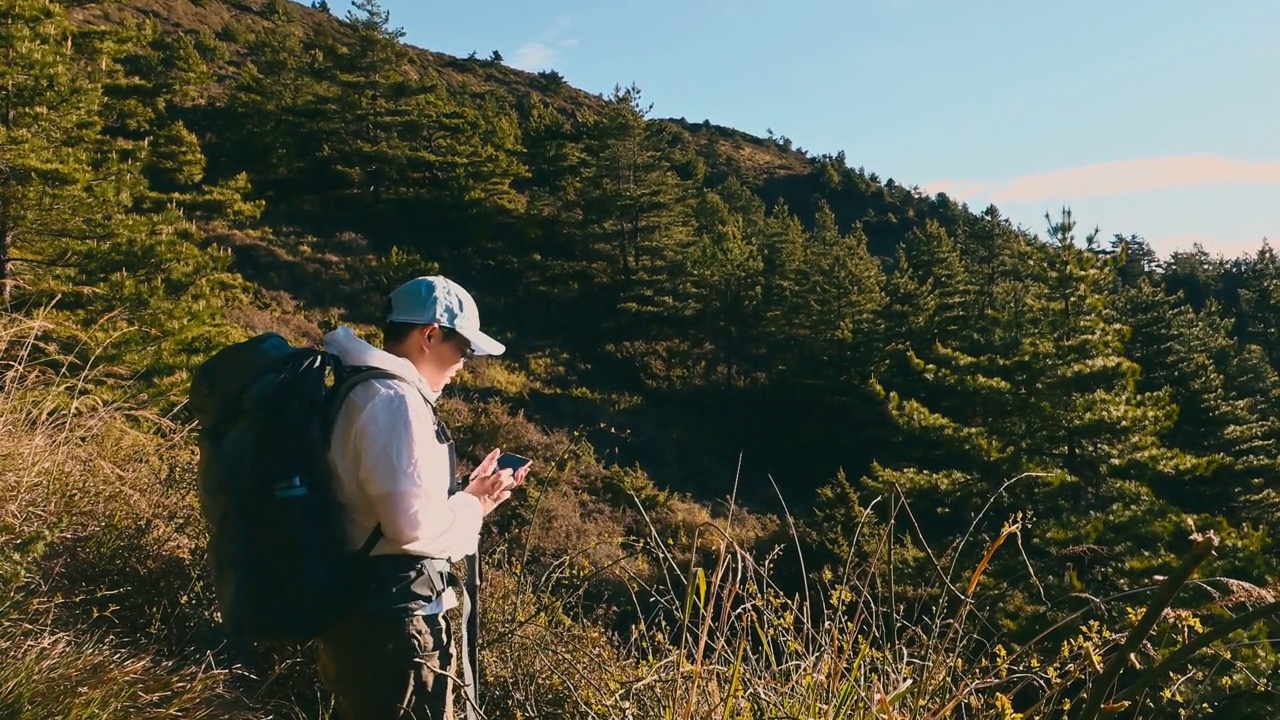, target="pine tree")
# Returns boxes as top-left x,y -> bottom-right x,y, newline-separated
883,219 -> 974,351
1122,279 -> 1280,512
798,469 -> 892,580
578,85 -> 692,281
516,96 -> 590,333
522,97 -> 585,226
1014,210 -> 1186,488
0,0 -> 120,305
144,121 -> 206,192
1235,242 -> 1280,367
218,20 -> 324,202
1108,233 -> 1159,287
1161,244 -> 1224,312
0,0 -> 243,397
954,205 -> 1037,353
326,0 -> 525,215
683,189 -> 766,387
795,203 -> 887,382
868,211 -> 1192,576
216,0 -> 525,234
673,179 -> 813,388
343,0 -> 407,73
100,20 -> 211,133
575,85 -> 693,341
